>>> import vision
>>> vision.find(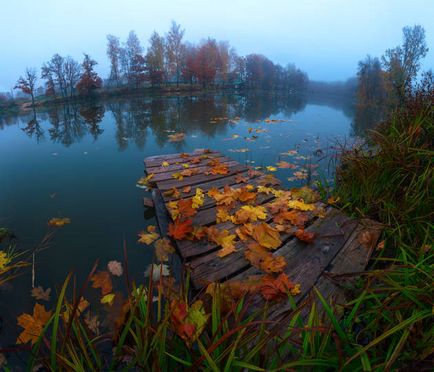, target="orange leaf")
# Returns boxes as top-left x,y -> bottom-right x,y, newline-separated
252,223 -> 281,249
237,187 -> 257,203
260,273 -> 301,301
91,271 -> 113,295
295,229 -> 315,243
177,199 -> 197,219
168,219 -> 193,240
16,303 -> 52,345
244,243 -> 286,273
234,205 -> 267,224
189,157 -> 201,164
235,175 -> 249,183
273,210 -> 309,227
182,186 -> 192,193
